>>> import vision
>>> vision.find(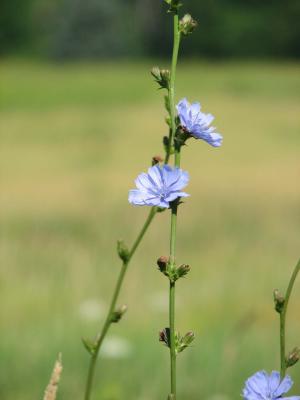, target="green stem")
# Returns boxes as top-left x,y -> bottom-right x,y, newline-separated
84,207 -> 157,400
168,12 -> 181,399
169,280 -> 176,395
168,12 -> 181,164
280,258 -> 300,378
